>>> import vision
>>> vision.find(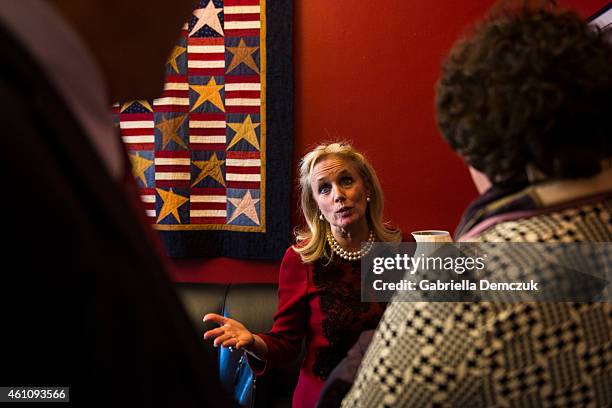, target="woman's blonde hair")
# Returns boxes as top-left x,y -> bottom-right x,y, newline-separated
294,142 -> 402,263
